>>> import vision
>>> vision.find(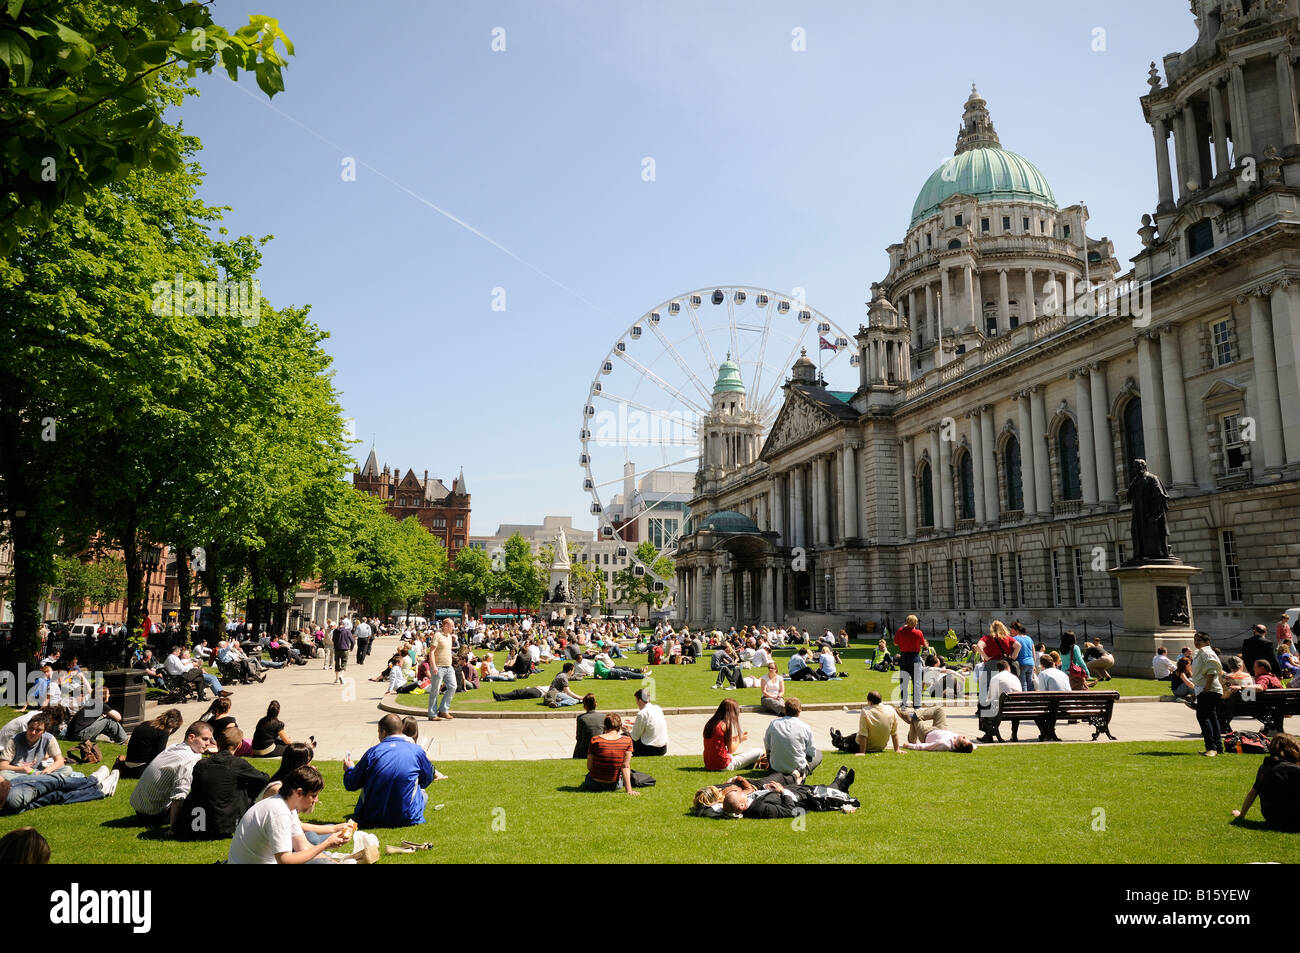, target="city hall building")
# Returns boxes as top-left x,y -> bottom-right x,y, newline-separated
675,1 -> 1300,649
